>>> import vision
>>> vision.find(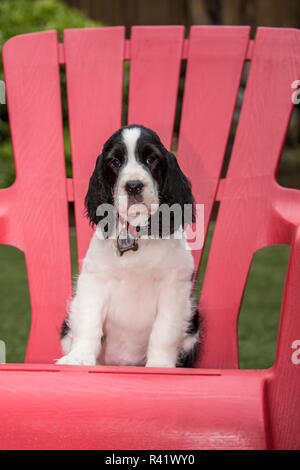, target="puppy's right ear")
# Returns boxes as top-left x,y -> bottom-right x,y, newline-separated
84,154 -> 113,227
